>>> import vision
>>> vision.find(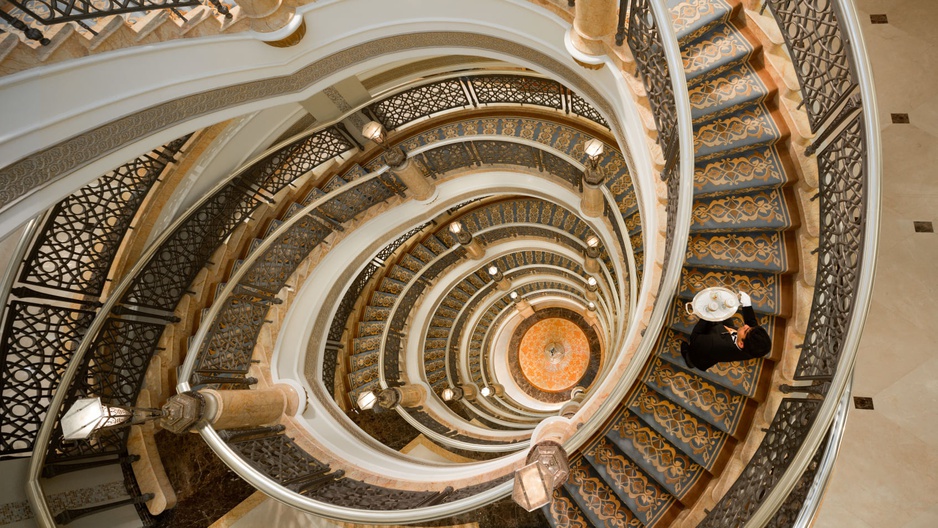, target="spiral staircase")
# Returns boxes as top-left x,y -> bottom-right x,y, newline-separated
0,0 -> 878,527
